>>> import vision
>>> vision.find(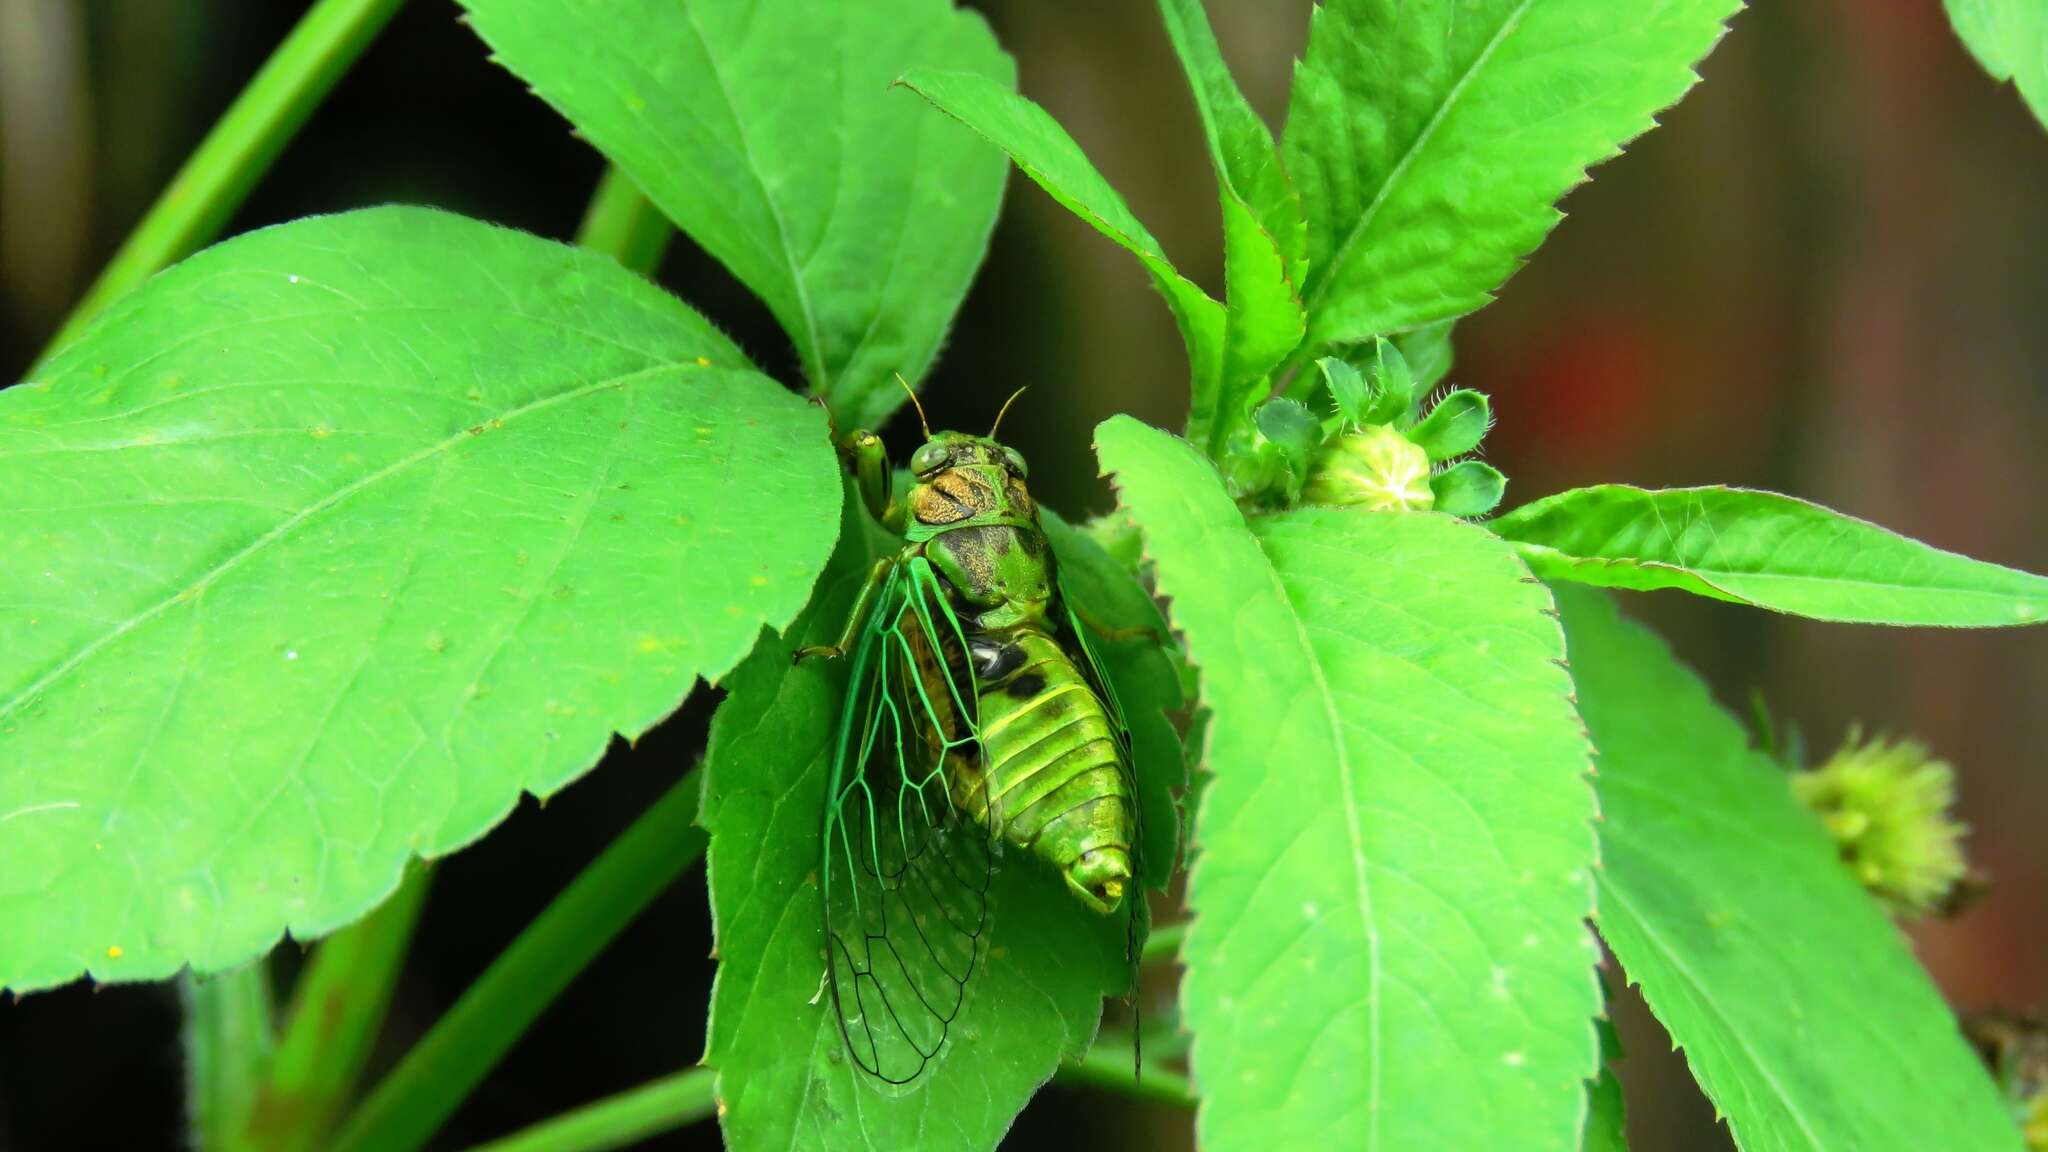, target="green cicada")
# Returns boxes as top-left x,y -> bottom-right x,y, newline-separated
804,390 -> 1142,1086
